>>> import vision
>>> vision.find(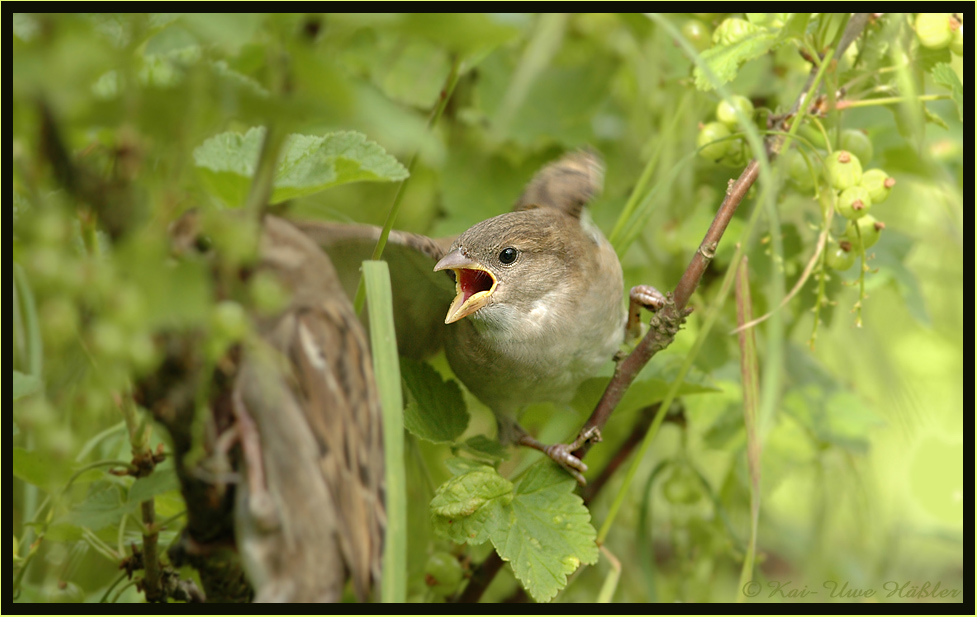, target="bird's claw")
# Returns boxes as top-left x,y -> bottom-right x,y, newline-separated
627,285 -> 667,343
630,284 -> 666,311
544,444 -> 589,486
515,426 -> 602,486
543,426 -> 601,486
